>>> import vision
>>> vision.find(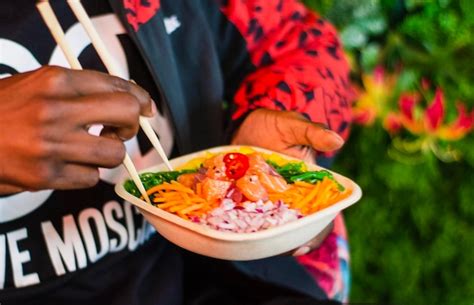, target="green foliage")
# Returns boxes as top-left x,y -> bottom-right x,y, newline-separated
332,127 -> 474,305
302,1 -> 474,304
